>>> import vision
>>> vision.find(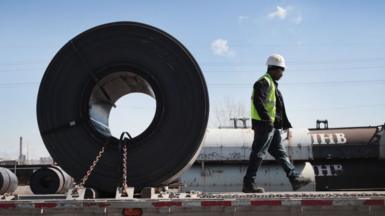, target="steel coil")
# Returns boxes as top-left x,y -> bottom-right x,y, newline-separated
30,166 -> 74,194
0,167 -> 18,194
37,22 -> 209,193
